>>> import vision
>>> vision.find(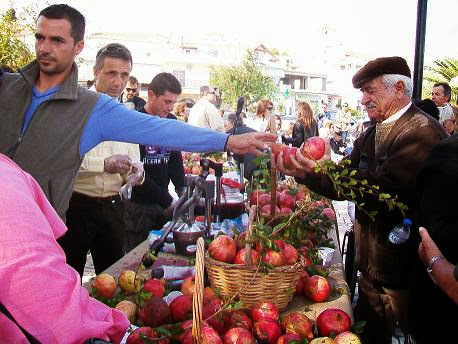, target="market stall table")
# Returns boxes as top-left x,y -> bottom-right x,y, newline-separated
83,220 -> 353,322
